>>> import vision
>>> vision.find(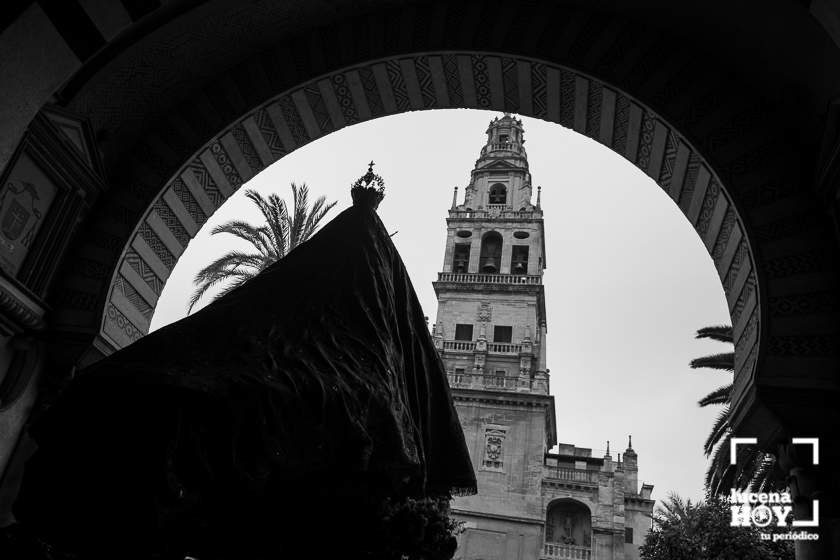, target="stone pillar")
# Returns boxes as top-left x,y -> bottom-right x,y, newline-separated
468,232 -> 481,273
777,438 -> 840,560
441,227 -> 456,272
500,231 -> 512,274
